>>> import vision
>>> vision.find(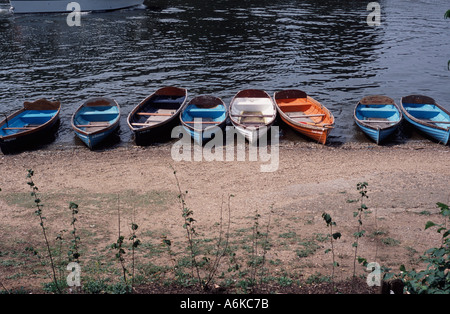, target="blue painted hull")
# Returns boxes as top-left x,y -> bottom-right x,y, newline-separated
400,95 -> 450,145
180,96 -> 228,145
181,122 -> 226,144
72,98 -> 120,149
354,96 -> 402,145
355,120 -> 398,144
74,125 -> 118,149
